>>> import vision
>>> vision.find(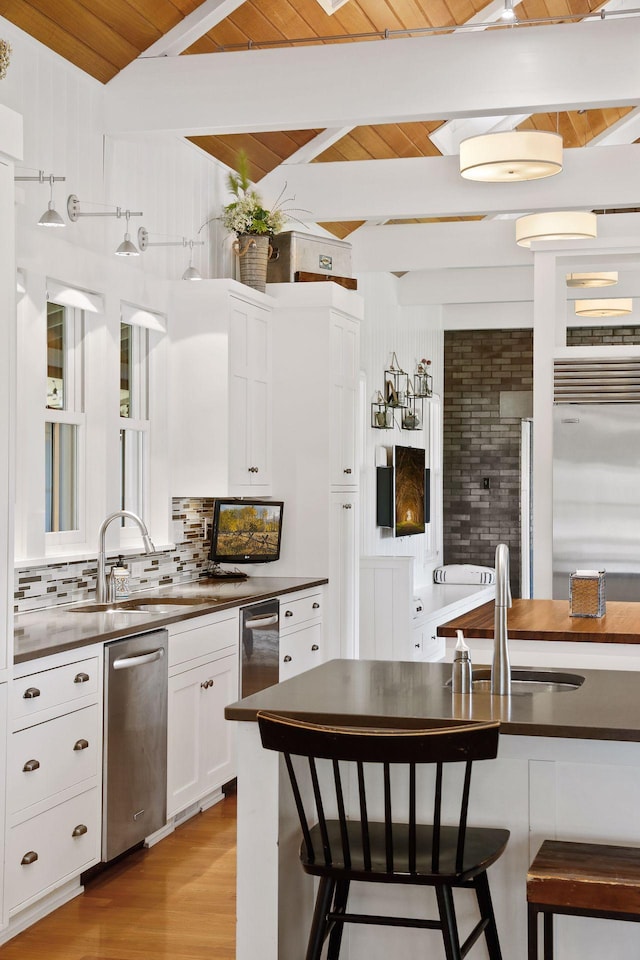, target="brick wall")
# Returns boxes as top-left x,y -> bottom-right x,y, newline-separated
443,329 -> 533,597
